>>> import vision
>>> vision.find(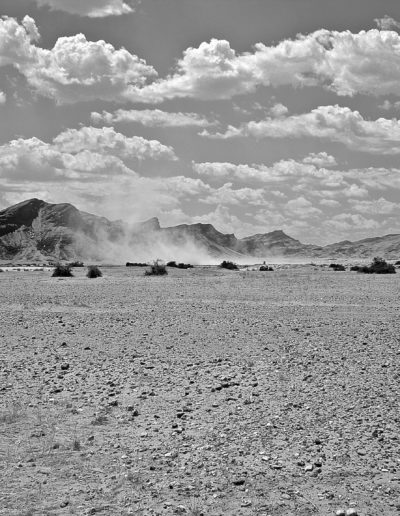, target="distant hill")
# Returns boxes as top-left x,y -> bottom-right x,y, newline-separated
0,198 -> 399,263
